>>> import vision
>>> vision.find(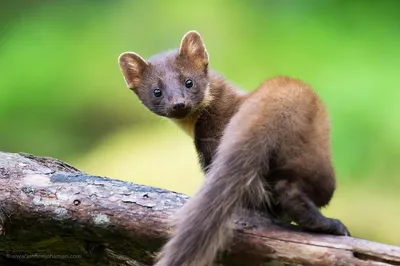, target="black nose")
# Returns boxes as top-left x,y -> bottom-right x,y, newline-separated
172,99 -> 186,110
